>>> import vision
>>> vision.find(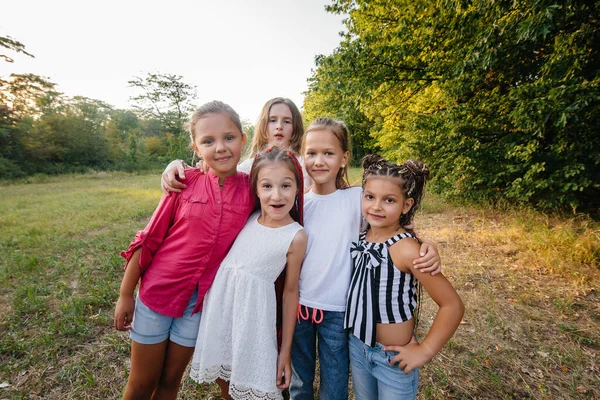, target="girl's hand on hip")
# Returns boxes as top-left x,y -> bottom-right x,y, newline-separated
161,160 -> 187,195
114,294 -> 135,331
276,352 -> 291,389
413,240 -> 441,275
384,342 -> 432,374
